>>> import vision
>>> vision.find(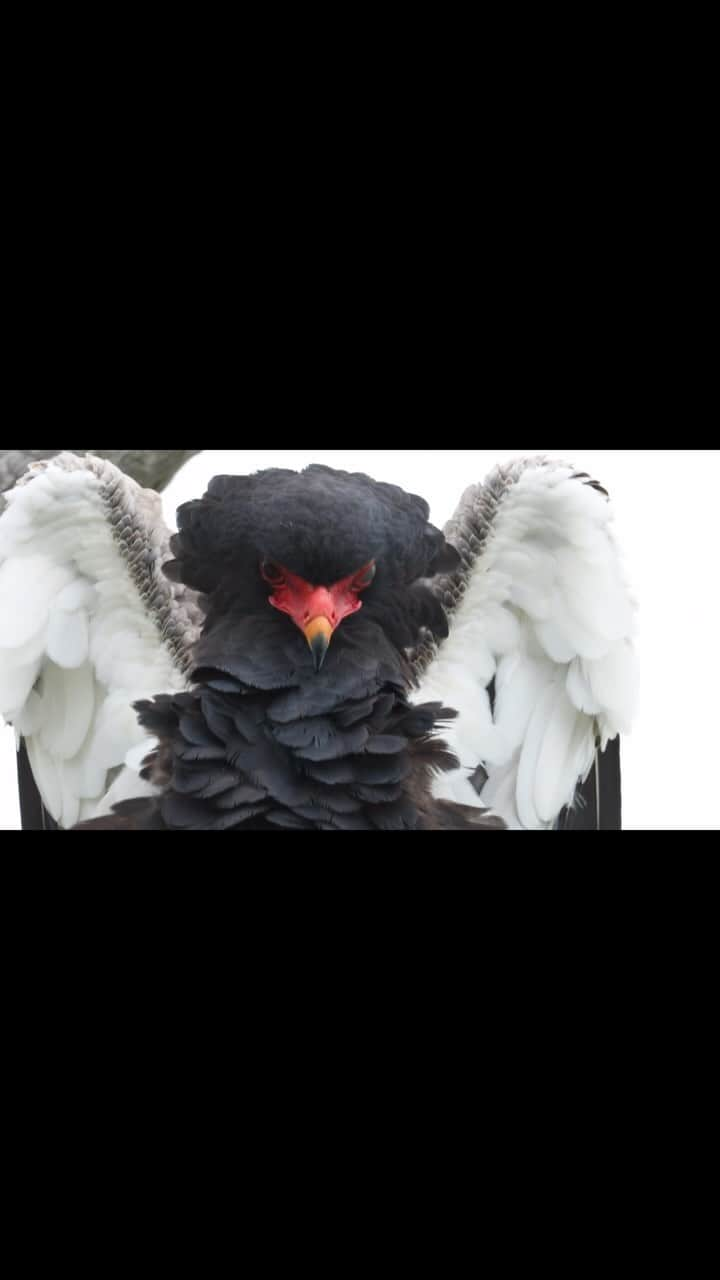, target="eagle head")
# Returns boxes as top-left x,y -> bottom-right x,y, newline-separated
164,464 -> 460,671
